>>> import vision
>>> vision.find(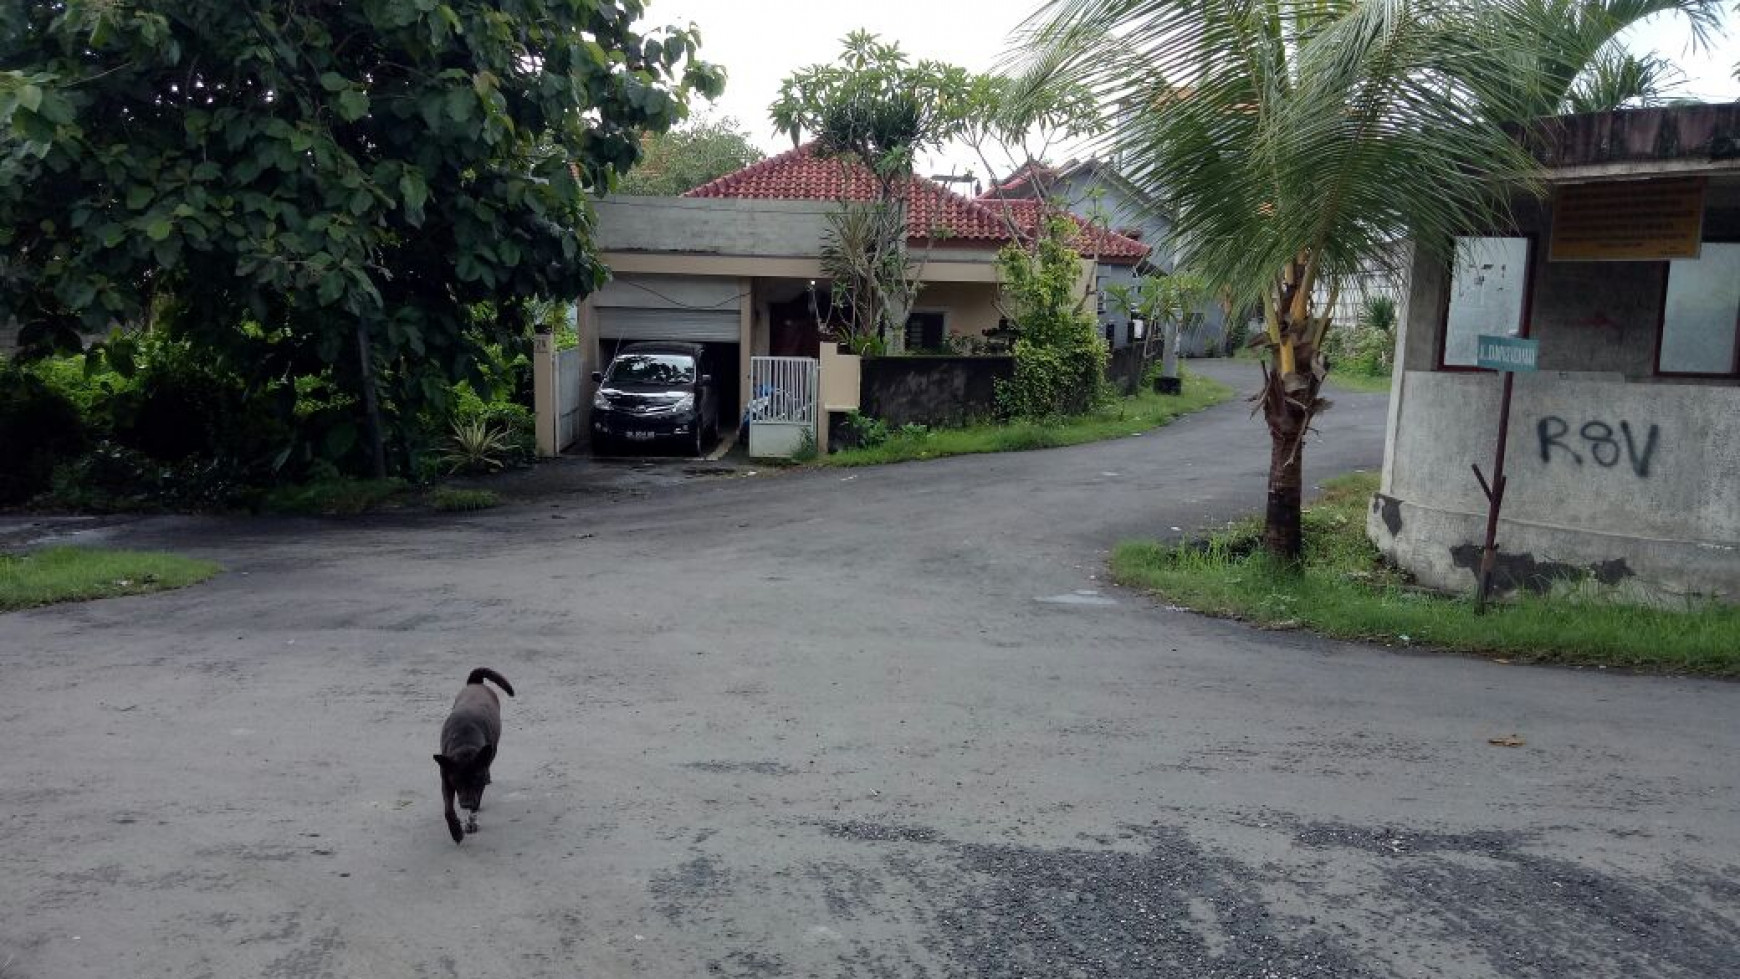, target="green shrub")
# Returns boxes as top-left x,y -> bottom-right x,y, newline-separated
113,342 -> 290,466
45,441 -> 252,512
841,412 -> 891,450
430,487 -> 501,512
0,365 -> 89,505
453,388 -> 535,463
440,420 -> 515,474
262,475 -> 408,515
994,215 -> 1108,420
